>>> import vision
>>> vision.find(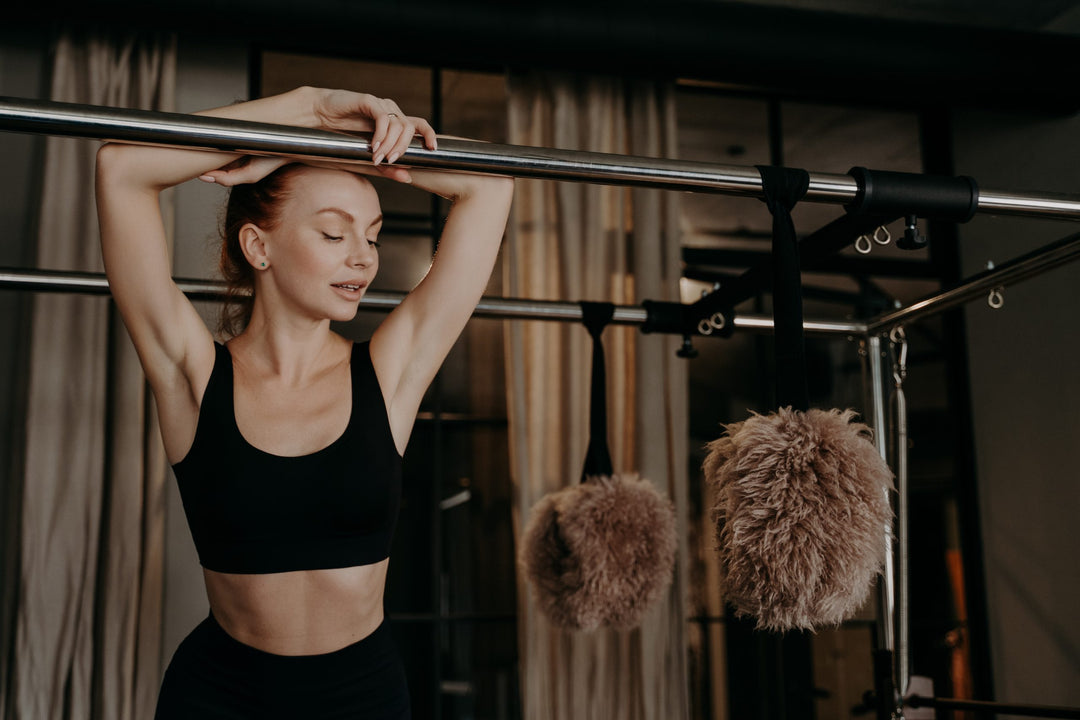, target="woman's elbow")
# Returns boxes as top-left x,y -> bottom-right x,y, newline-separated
486,174 -> 515,201
95,142 -> 129,180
